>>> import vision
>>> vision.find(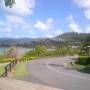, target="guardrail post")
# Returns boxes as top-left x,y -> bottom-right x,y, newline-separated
4,67 -> 7,76
9,63 -> 12,71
